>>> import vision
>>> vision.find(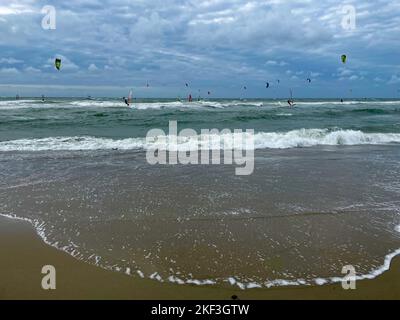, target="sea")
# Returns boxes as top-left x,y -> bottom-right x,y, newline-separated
1,97 -> 400,289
